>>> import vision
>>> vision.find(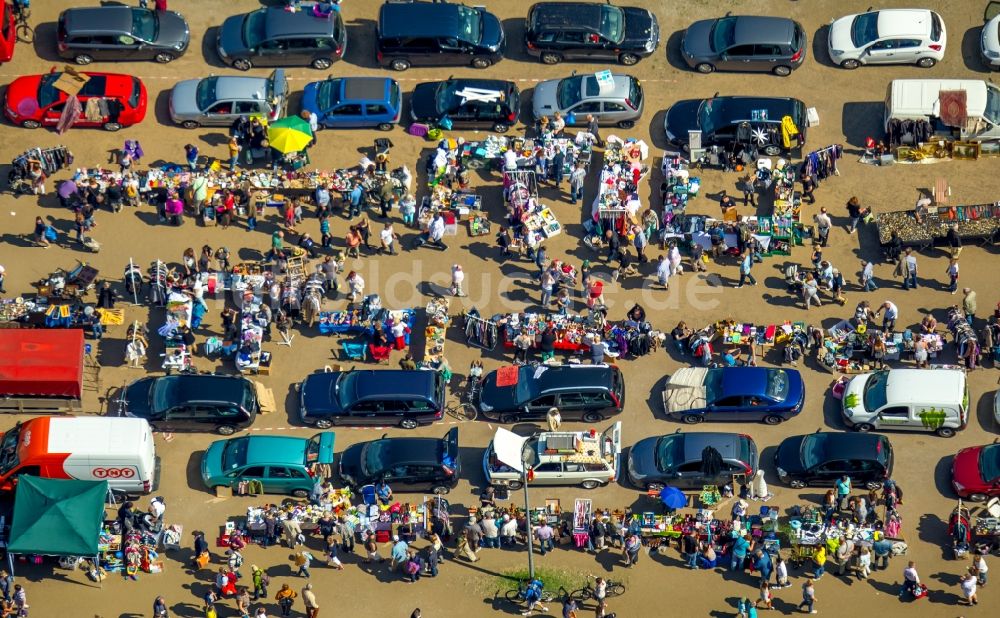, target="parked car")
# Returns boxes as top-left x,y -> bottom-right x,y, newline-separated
829,9 -> 945,70
302,76 -> 402,131
4,71 -> 147,131
57,5 -> 189,65
376,1 -> 504,71
952,443 -> 1000,501
119,374 -> 259,435
662,367 -> 804,425
169,70 -> 288,129
663,95 -> 807,156
525,2 -> 658,66
774,432 -> 893,490
681,15 -> 806,76
477,364 -> 624,424
0,3 -> 19,63
410,78 -> 519,133
627,431 -> 758,491
841,368 -> 969,437
200,432 -> 335,497
338,428 -> 459,495
982,10 -> 1000,70
217,5 -> 346,71
299,369 -> 447,429
484,422 -> 622,489
532,72 -> 643,128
